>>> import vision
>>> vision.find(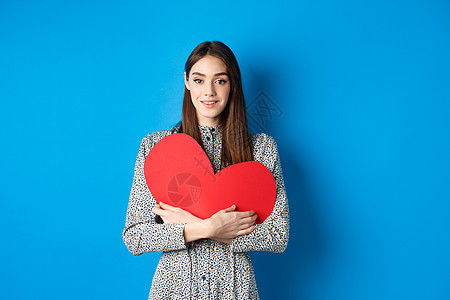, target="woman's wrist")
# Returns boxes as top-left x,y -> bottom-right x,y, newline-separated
183,219 -> 211,243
